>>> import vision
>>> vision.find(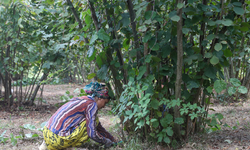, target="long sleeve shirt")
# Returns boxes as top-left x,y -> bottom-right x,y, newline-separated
46,96 -> 115,146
